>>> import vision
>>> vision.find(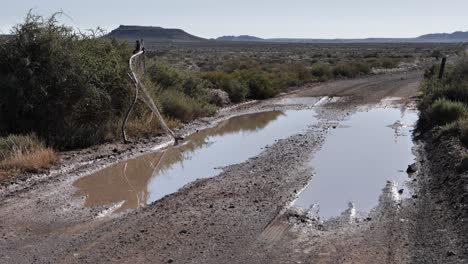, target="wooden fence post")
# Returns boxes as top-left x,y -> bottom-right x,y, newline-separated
438,57 -> 447,80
